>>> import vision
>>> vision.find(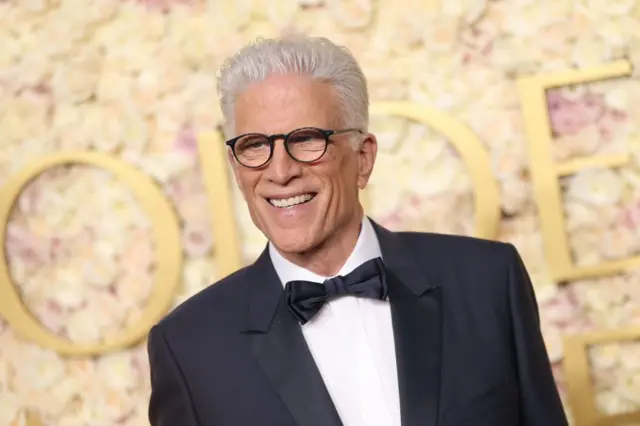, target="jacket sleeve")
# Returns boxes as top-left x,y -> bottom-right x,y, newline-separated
506,244 -> 569,426
148,325 -> 199,426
